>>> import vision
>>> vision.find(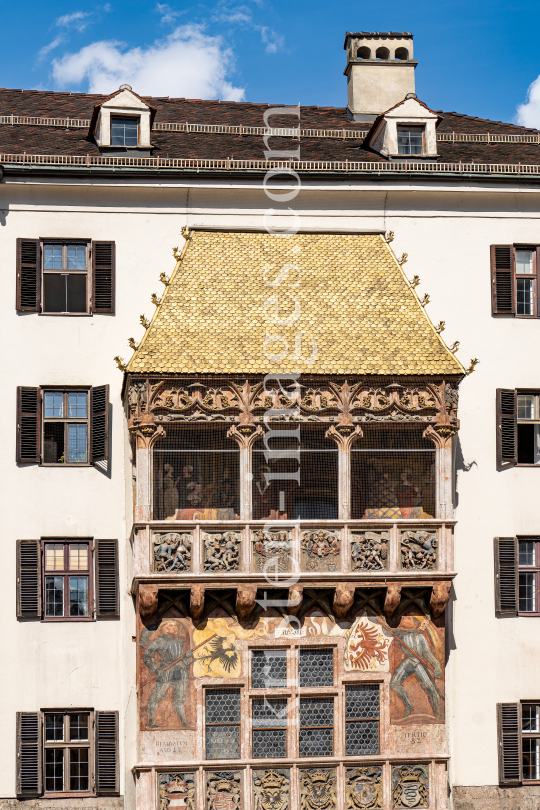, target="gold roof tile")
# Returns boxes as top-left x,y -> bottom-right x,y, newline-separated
126,230 -> 464,376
